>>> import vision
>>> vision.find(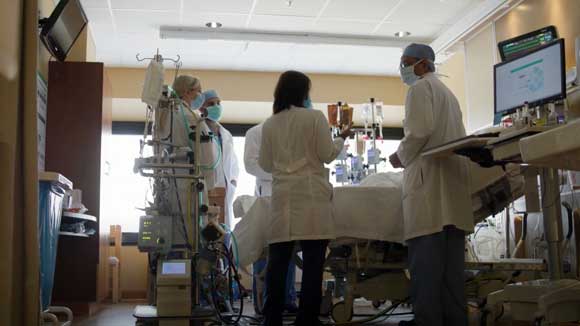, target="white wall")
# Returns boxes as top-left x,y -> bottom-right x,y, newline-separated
464,23 -> 497,132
